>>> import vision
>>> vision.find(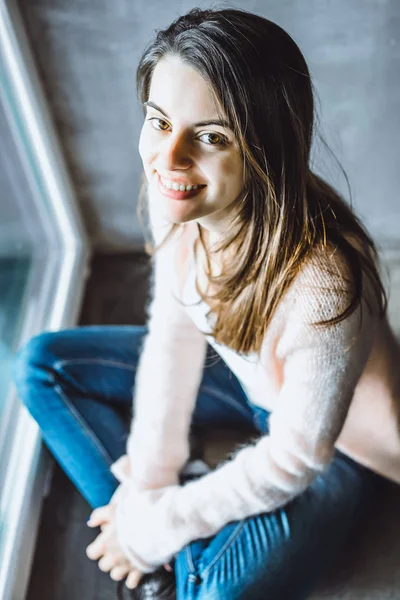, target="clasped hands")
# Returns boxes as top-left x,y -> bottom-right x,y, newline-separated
85,455 -> 179,590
